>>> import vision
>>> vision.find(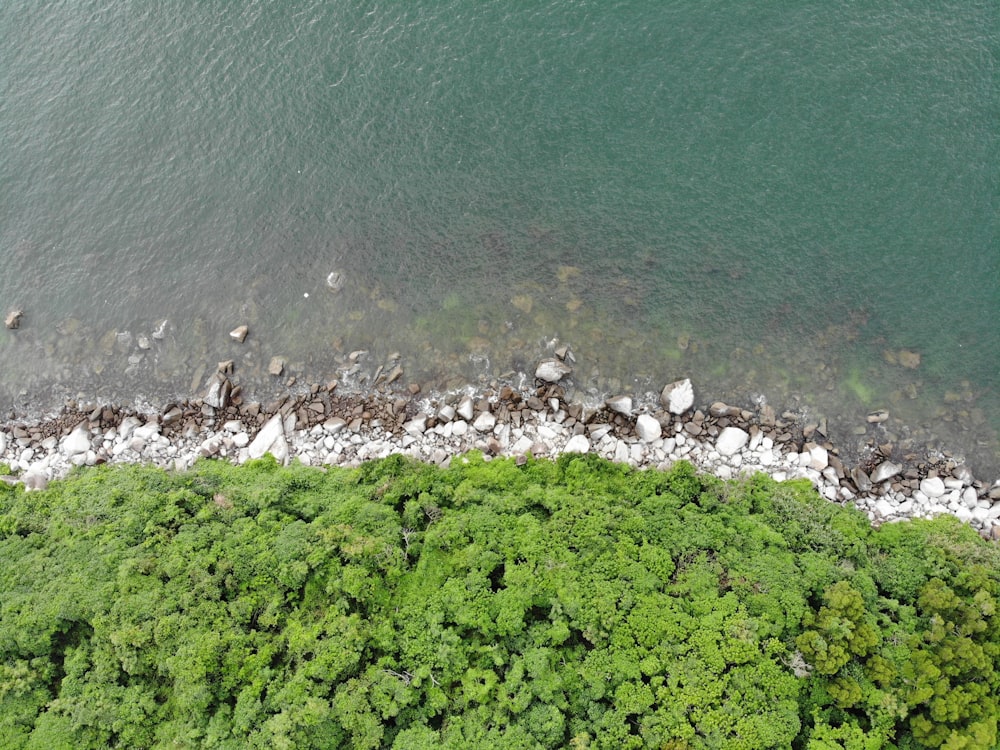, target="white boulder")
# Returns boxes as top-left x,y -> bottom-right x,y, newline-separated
660,378 -> 694,415
874,499 -> 896,518
473,412 -> 496,433
919,476 -> 946,498
808,445 -> 829,472
870,461 -> 902,484
457,397 -> 475,421
635,414 -> 662,443
248,414 -> 285,460
563,435 -> 590,454
715,427 -> 749,457
62,426 -> 92,458
605,396 -> 633,416
535,358 -> 572,383
403,417 -> 427,436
